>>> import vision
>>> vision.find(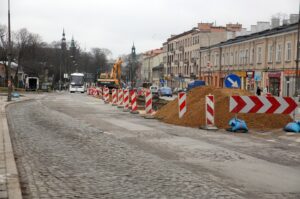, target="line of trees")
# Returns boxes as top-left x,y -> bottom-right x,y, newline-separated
0,24 -> 112,88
